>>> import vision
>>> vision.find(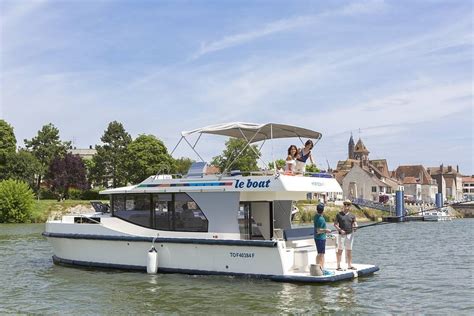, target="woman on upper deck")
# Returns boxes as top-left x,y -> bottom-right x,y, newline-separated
294,140 -> 314,174
284,145 -> 298,175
